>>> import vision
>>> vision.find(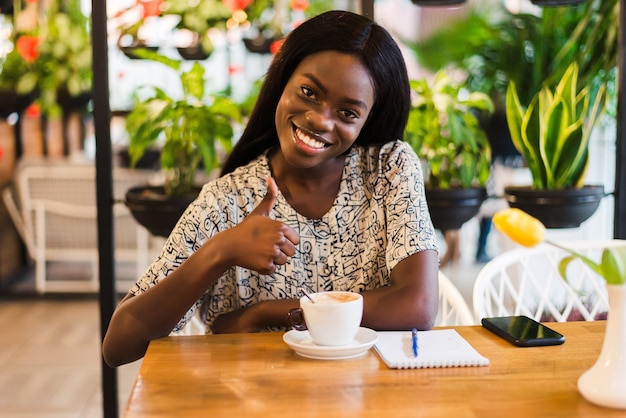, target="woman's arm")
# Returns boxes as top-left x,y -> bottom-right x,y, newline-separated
102,178 -> 299,367
102,237 -> 232,367
211,248 -> 439,334
360,249 -> 440,331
